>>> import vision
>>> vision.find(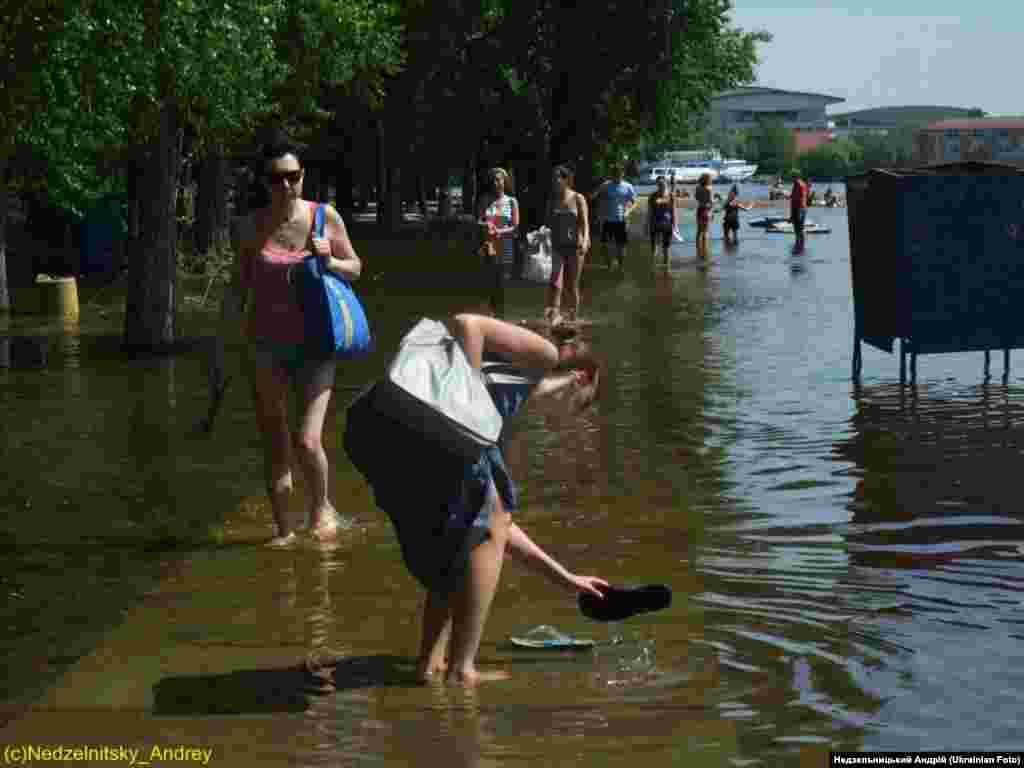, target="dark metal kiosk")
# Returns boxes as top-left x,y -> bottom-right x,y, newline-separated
848,161 -> 1024,384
